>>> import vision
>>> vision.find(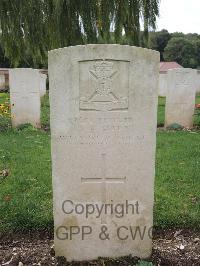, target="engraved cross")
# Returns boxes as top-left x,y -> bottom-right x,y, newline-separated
81,153 -> 126,224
